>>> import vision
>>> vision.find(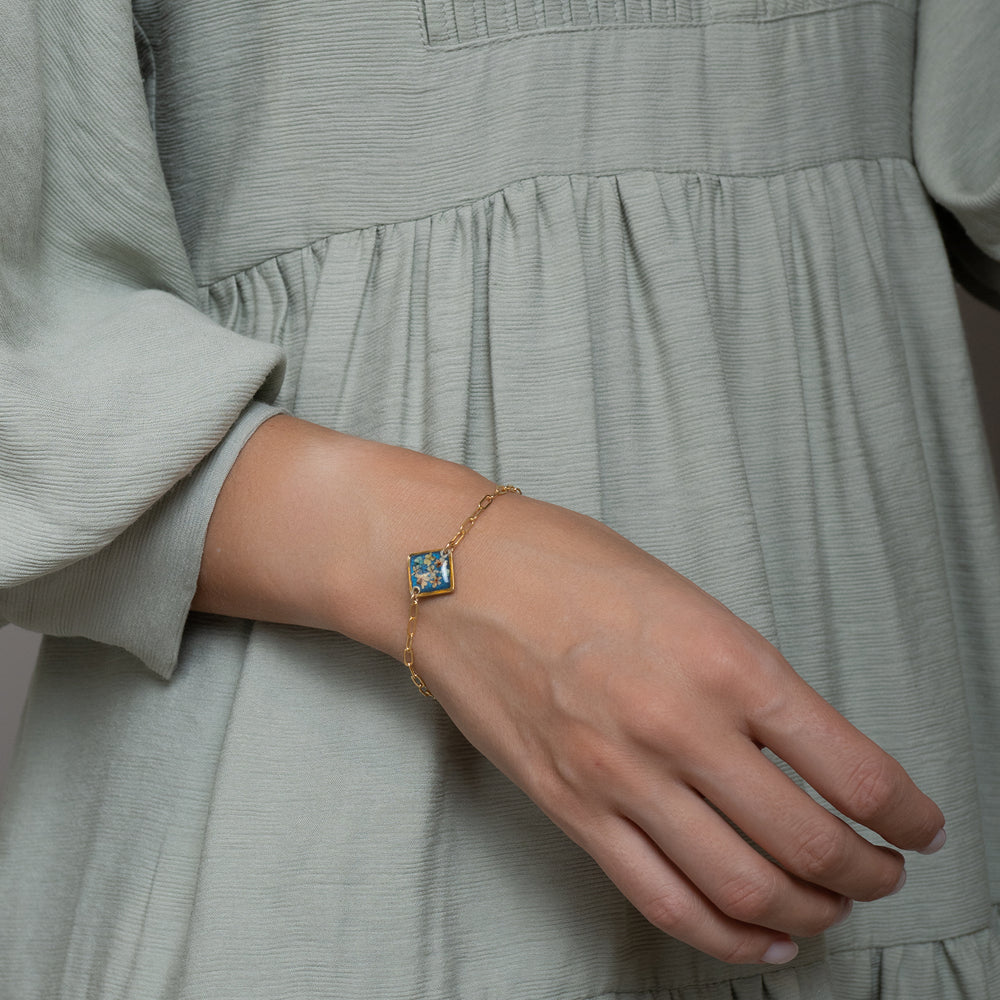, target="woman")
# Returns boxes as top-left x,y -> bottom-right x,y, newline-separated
1,0 -> 998,996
